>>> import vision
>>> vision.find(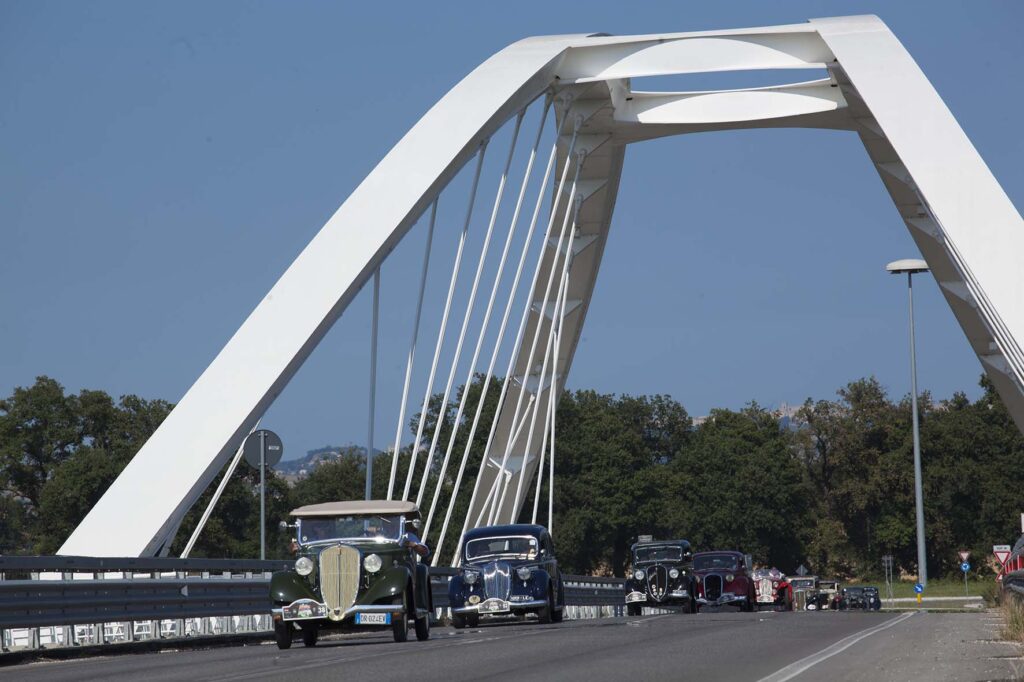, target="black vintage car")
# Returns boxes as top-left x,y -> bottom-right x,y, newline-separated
624,539 -> 696,615
270,500 -> 432,648
448,524 -> 564,627
838,585 -> 882,611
